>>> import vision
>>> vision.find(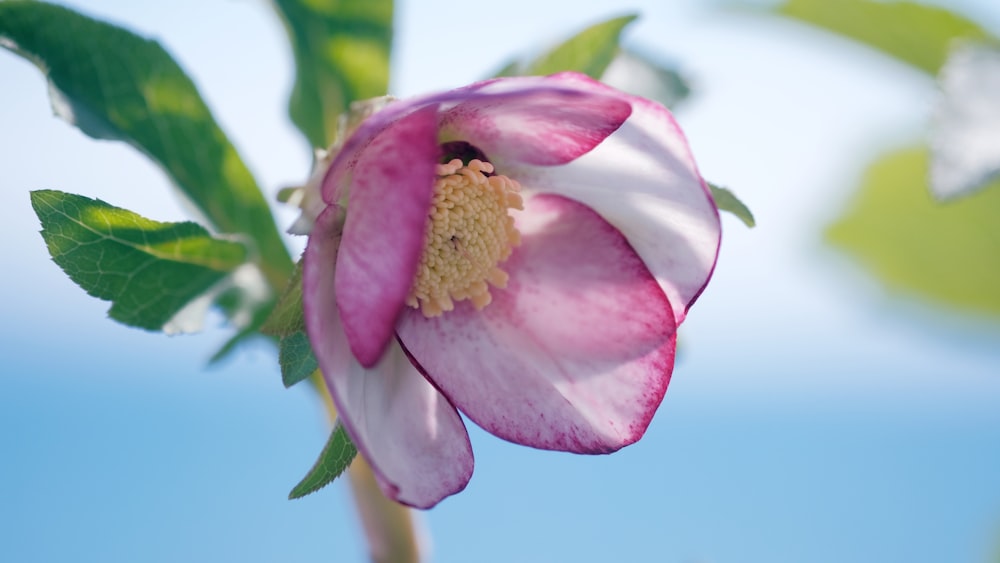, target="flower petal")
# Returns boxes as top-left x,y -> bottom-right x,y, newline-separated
319,74 -> 632,202
325,341 -> 474,509
504,73 -> 721,324
303,206 -> 473,509
930,43 -> 1000,200
396,195 -> 676,453
334,104 -> 442,367
439,74 -> 632,166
